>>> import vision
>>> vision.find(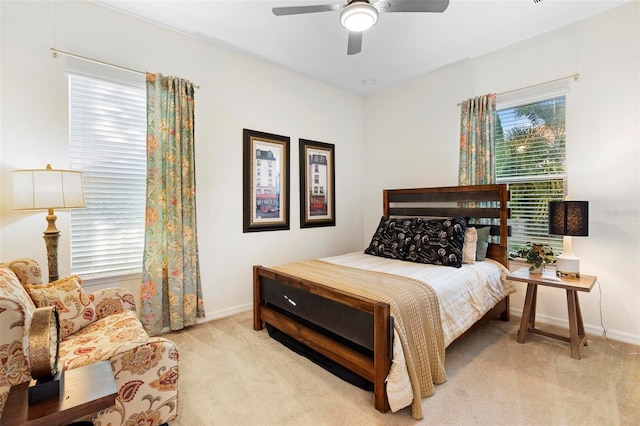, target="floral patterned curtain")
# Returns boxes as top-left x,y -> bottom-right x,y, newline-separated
141,72 -> 204,335
458,94 -> 497,185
